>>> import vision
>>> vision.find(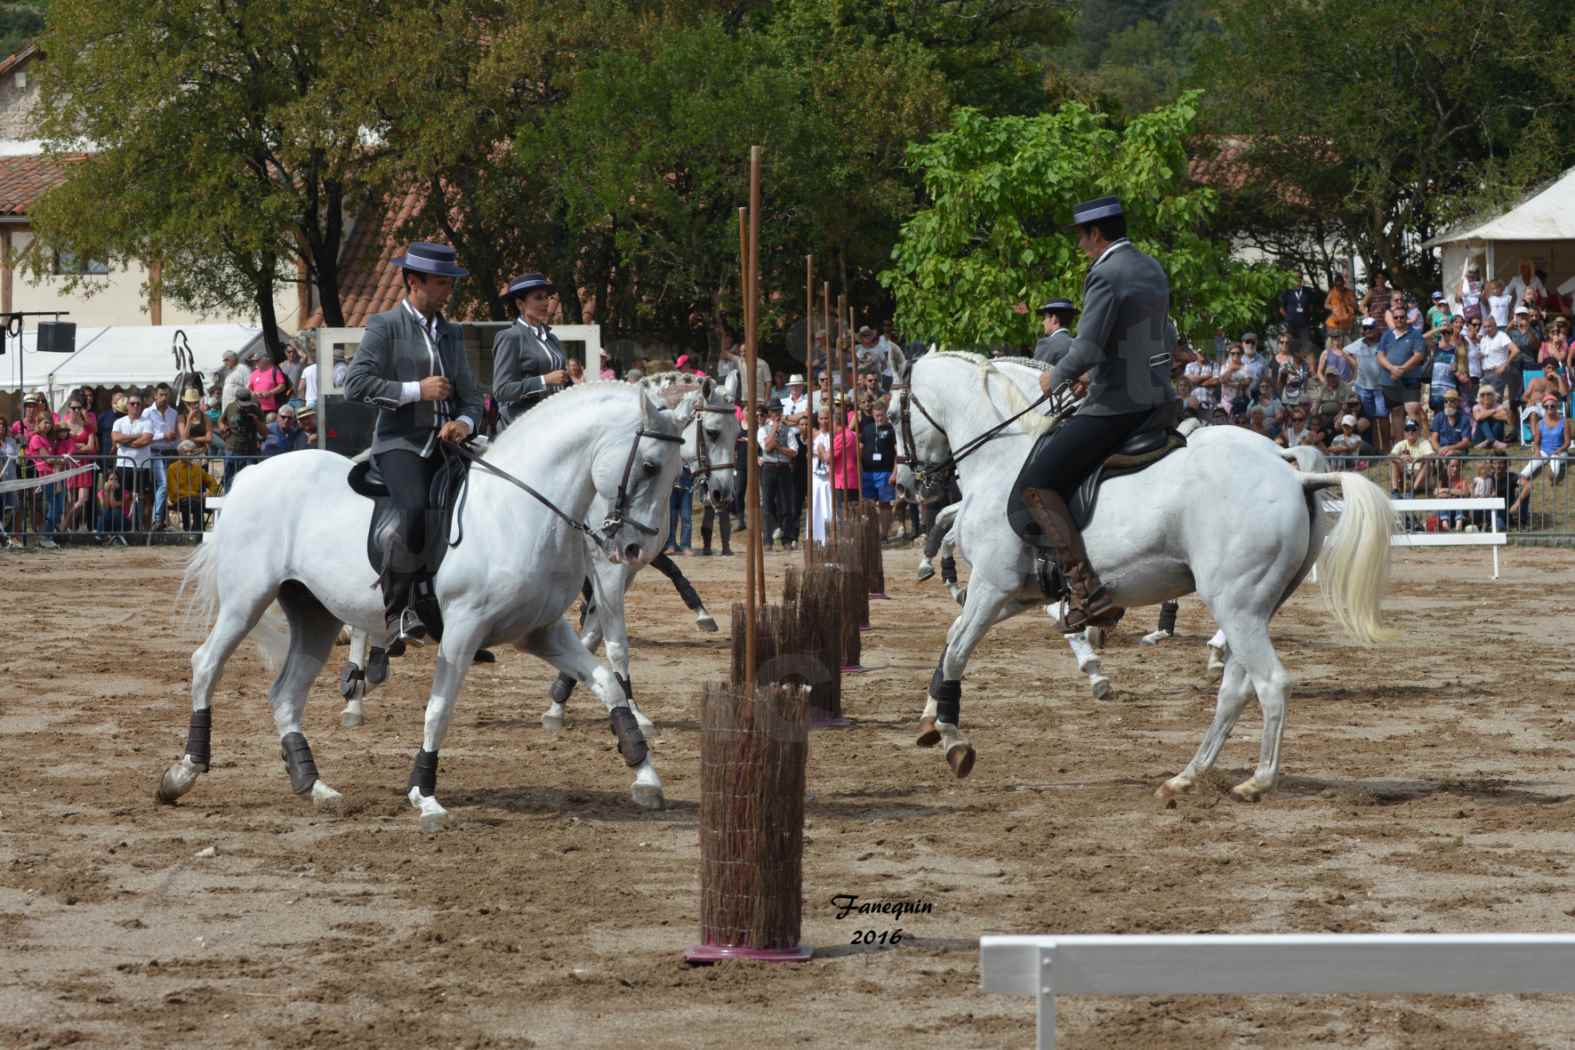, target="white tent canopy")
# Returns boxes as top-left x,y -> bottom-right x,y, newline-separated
1426,166 -> 1575,310
3,323 -> 265,399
